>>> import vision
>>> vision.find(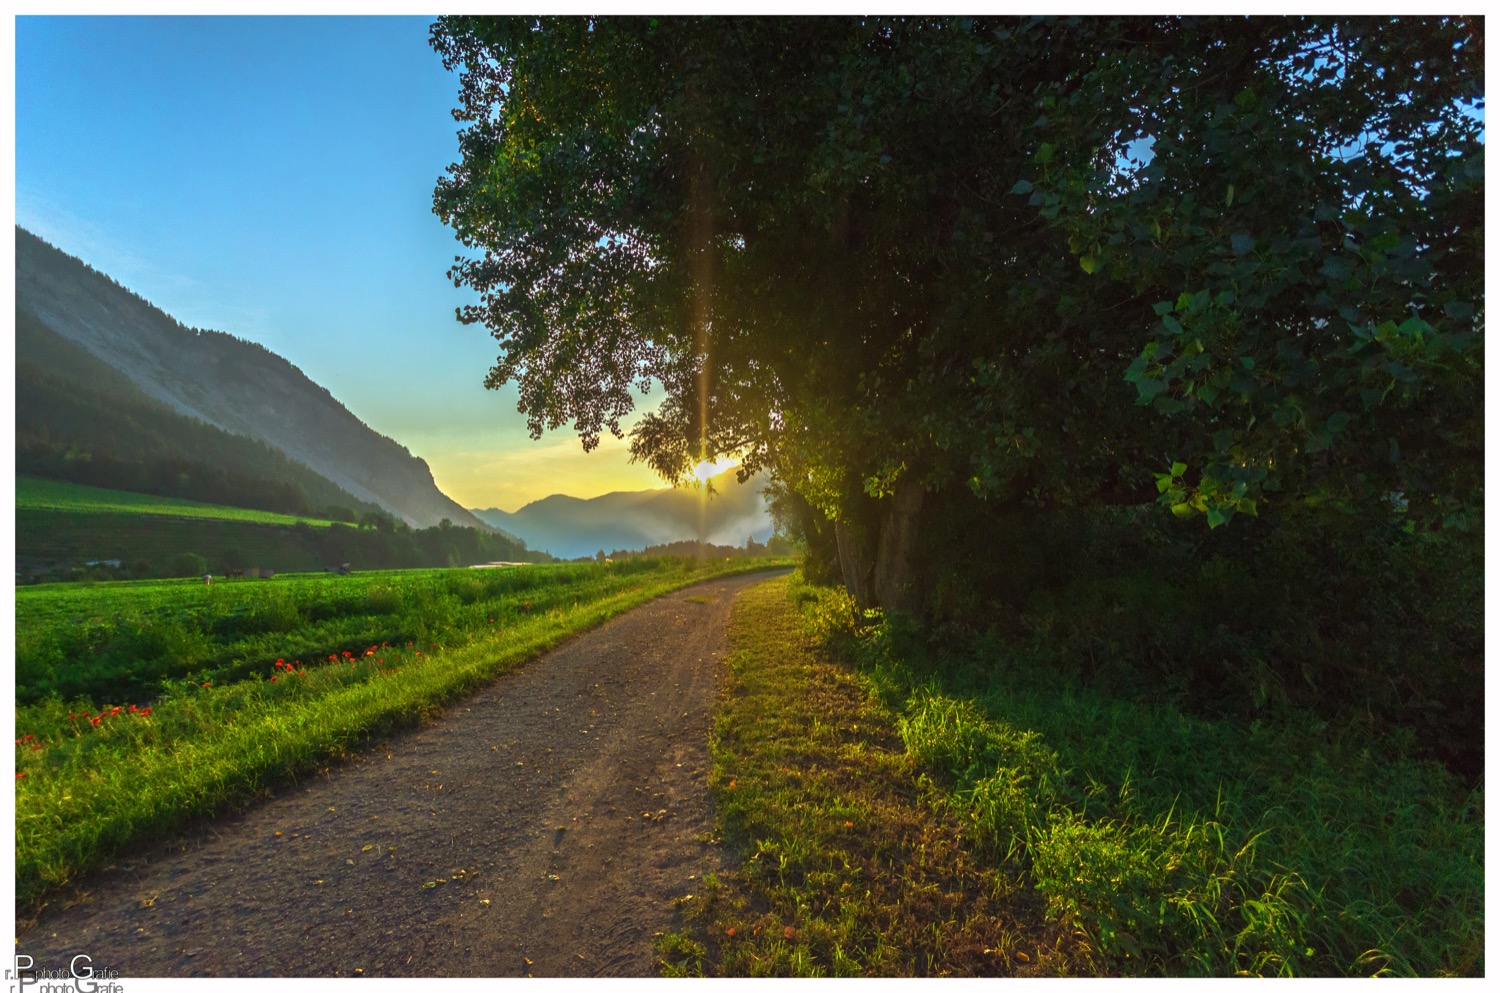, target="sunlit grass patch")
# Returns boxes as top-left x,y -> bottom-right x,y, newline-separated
660,575 -> 1091,977
15,475 -> 340,527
